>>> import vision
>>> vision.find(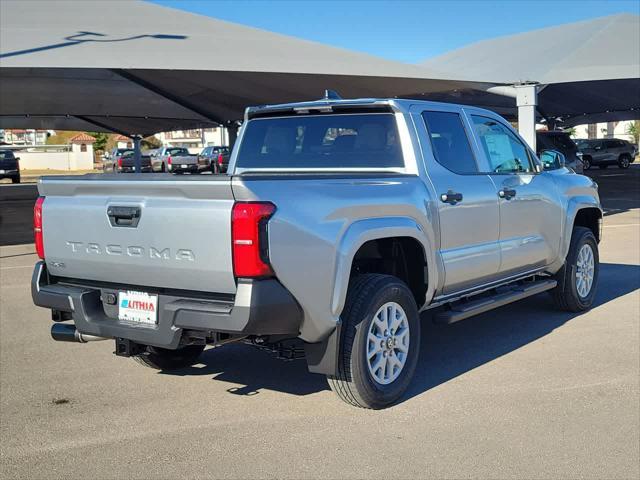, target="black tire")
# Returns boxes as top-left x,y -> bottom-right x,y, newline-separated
582,156 -> 592,170
618,154 -> 631,169
133,344 -> 205,370
11,175 -> 20,184
598,164 -> 608,170
552,226 -> 599,312
328,274 -> 420,409
160,162 -> 166,173
112,165 -> 117,173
